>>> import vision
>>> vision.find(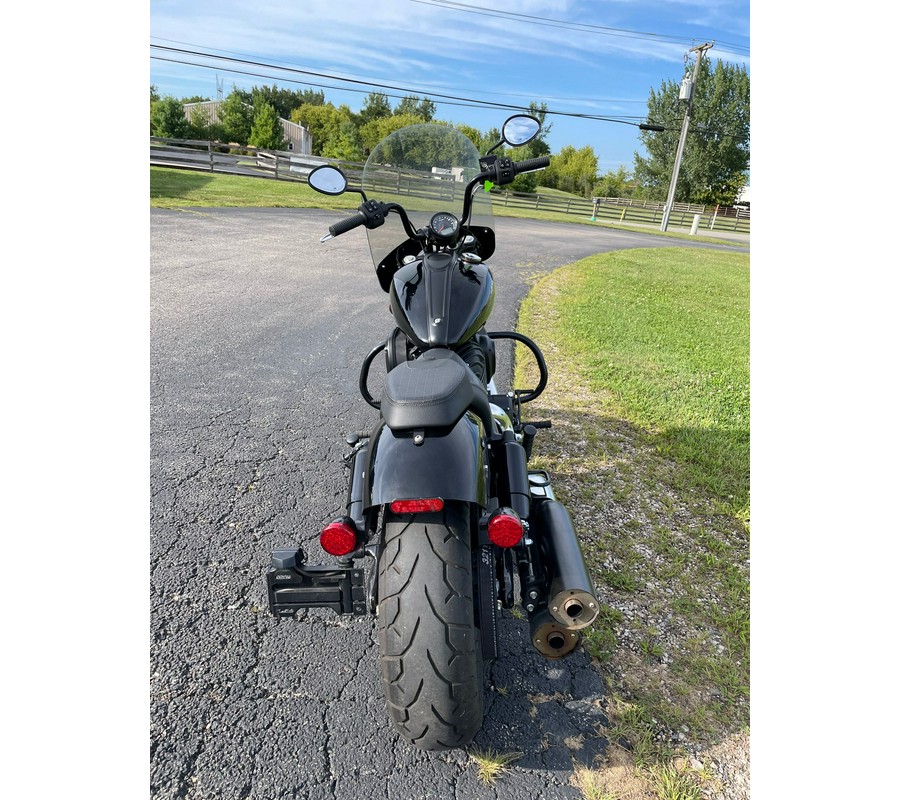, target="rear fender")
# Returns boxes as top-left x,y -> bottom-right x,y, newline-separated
364,414 -> 487,509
